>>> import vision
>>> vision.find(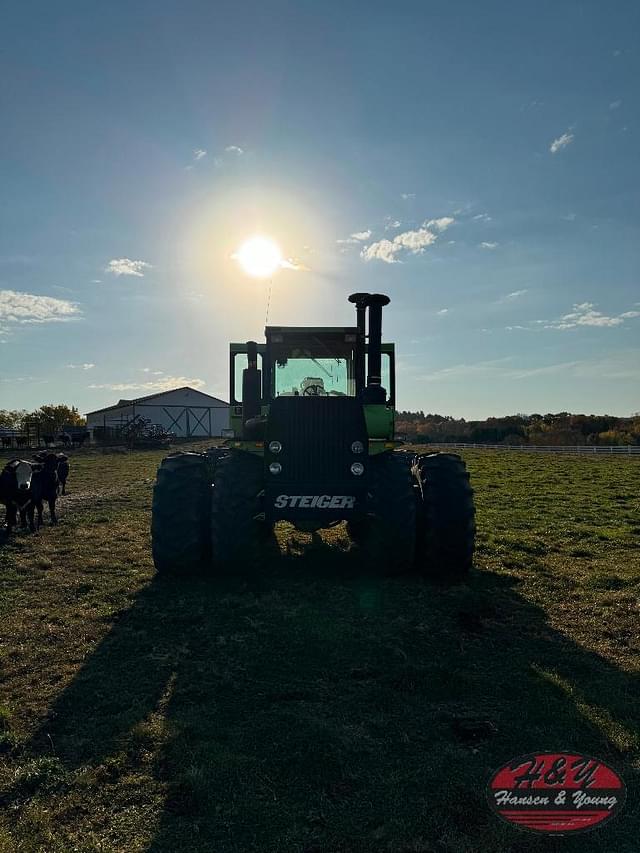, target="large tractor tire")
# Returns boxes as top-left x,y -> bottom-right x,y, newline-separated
348,452 -> 416,575
412,453 -> 475,580
151,452 -> 213,576
210,452 -> 268,572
